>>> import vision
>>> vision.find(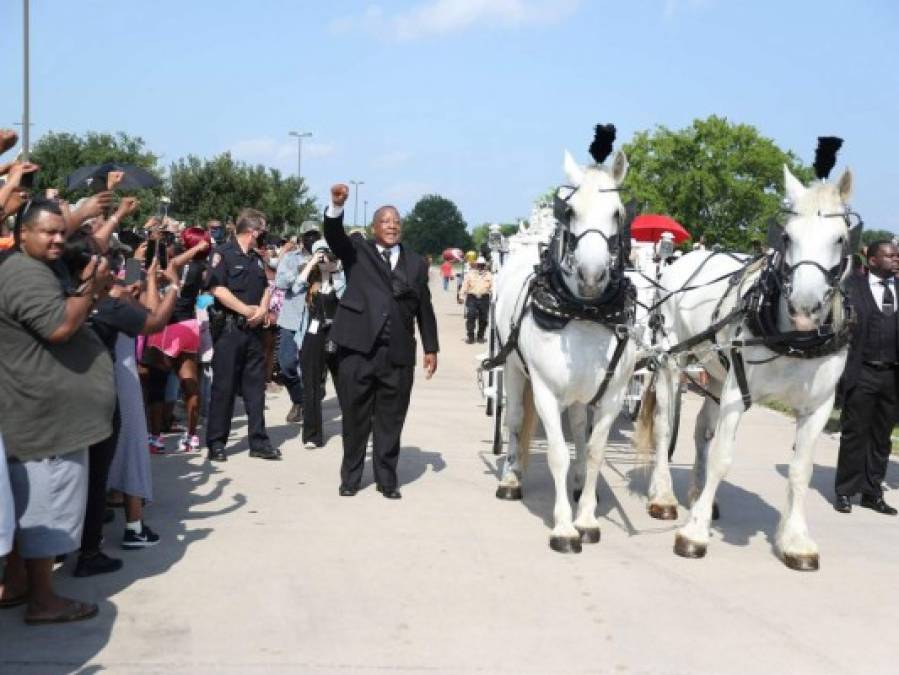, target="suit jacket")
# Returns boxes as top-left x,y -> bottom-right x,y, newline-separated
842,272 -> 899,391
324,210 -> 439,366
